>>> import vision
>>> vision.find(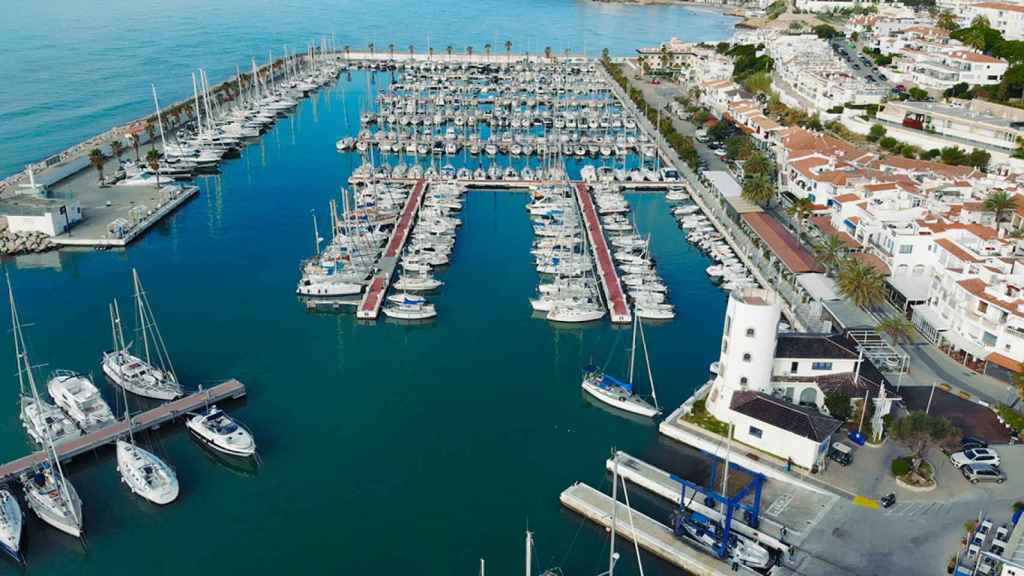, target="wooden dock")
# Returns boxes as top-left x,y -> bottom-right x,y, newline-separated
560,482 -> 736,576
0,379 -> 246,483
347,176 -> 678,192
357,178 -> 427,319
574,182 -> 631,323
